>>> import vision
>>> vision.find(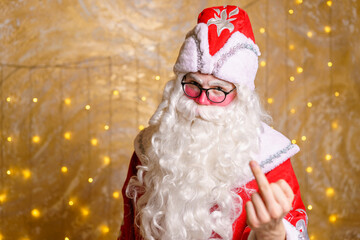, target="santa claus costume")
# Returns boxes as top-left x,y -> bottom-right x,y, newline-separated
119,5 -> 309,240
